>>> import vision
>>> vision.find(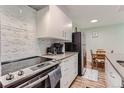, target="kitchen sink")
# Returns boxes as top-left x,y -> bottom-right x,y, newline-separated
30,62 -> 53,71
117,60 -> 124,67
